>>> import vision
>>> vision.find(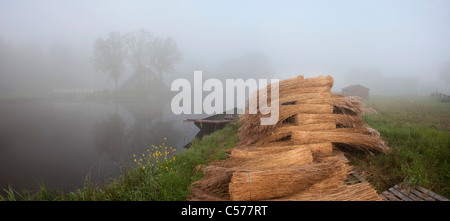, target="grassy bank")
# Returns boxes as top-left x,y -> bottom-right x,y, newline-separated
1,121 -> 240,201
3,96 -> 449,200
347,96 -> 450,198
